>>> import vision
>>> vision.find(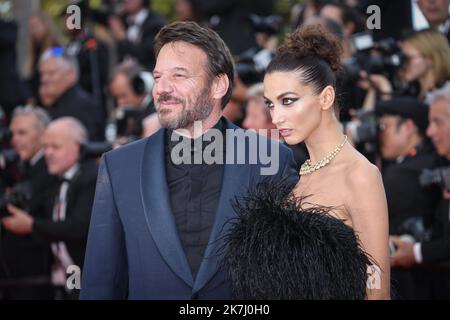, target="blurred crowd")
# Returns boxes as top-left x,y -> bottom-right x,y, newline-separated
0,0 -> 450,299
